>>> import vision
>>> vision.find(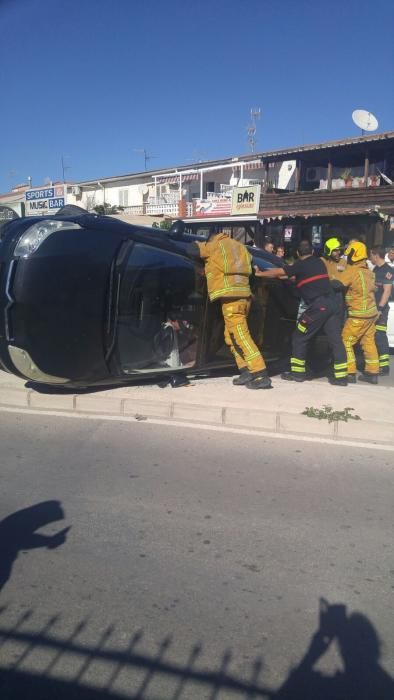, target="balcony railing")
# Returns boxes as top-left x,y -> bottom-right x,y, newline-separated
146,202 -> 180,216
